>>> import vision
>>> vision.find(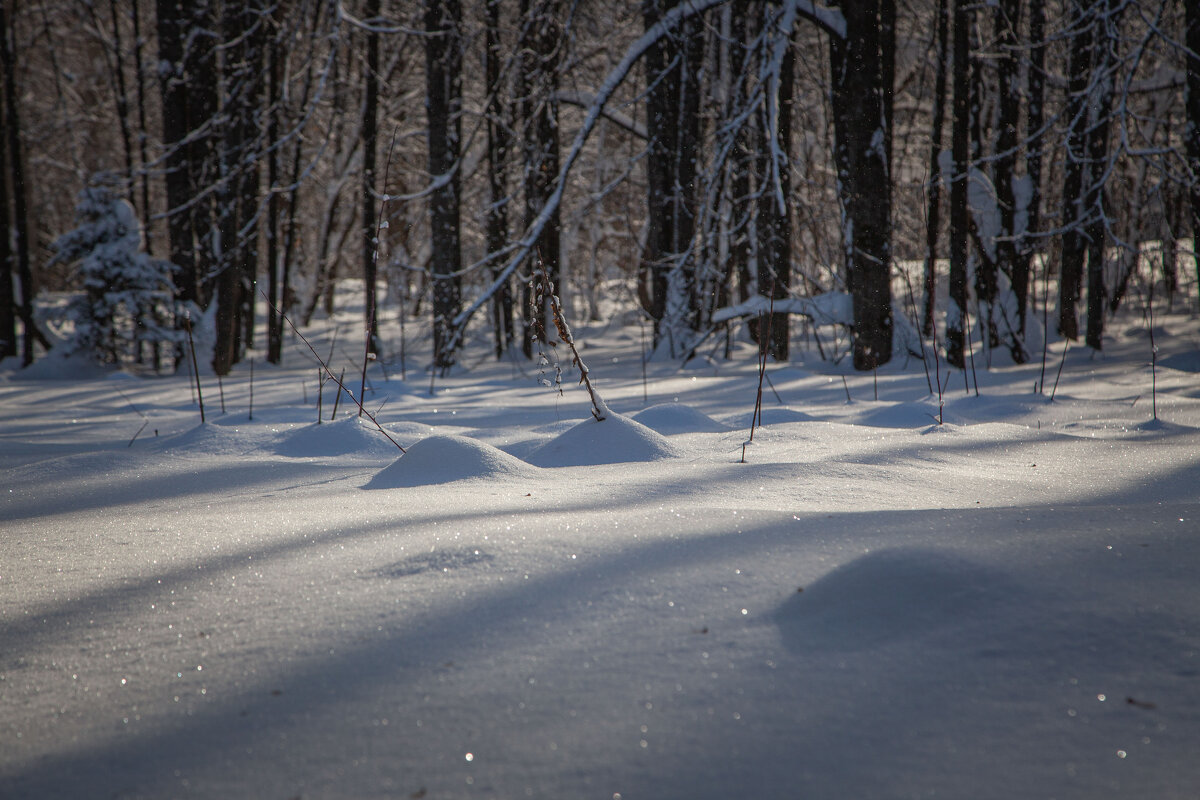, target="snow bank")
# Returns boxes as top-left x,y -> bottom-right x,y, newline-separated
633,402 -> 729,434
365,434 -> 539,488
273,415 -> 404,459
526,412 -> 681,467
